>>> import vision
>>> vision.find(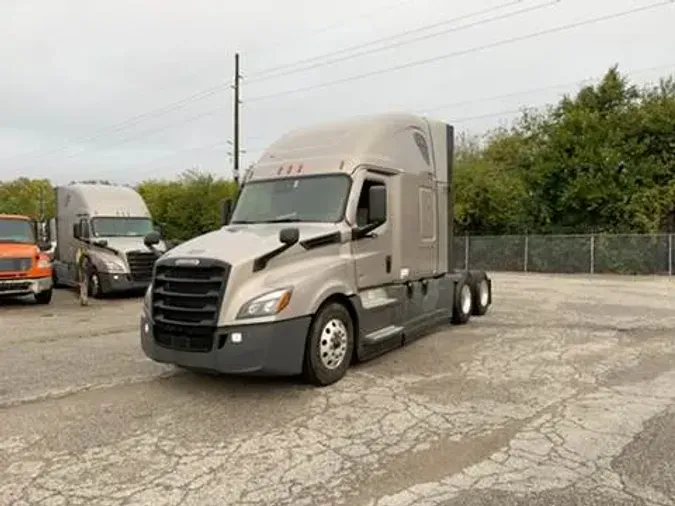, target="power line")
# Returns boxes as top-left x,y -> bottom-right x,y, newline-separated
25,59 -> 675,174
246,0 -> 525,82
243,0 -> 424,64
0,84 -> 230,166
41,59 -> 675,173
0,0 -> 564,167
3,0 -> 425,165
20,106 -> 231,171
0,1 -> 430,167
245,0 -> 674,103
1,1 -> 536,169
416,61 -> 675,115
50,59 -> 671,180
122,141 -> 230,171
